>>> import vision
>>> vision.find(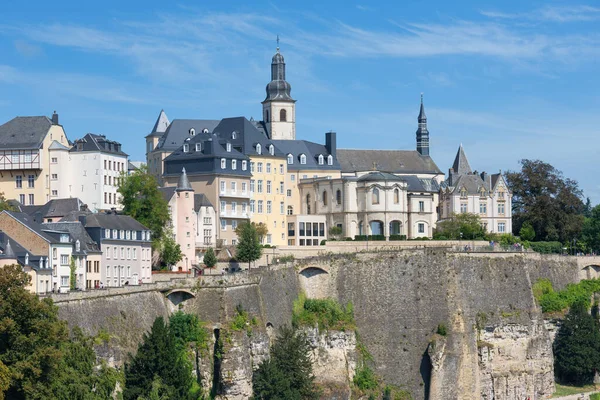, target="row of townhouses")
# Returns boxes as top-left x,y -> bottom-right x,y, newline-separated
0,44 -> 513,278
0,203 -> 152,294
